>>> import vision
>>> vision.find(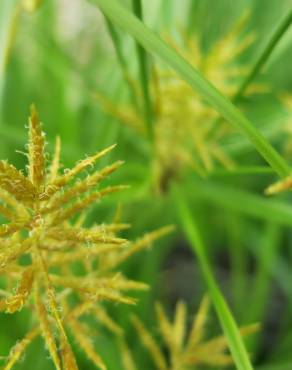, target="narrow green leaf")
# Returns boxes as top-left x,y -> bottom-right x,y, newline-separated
173,185 -> 254,370
244,223 -> 280,353
131,0 -> 153,141
187,178 -> 292,226
209,166 -> 276,177
226,213 -> 247,318
246,223 -> 280,324
89,0 -> 290,178
104,17 -> 140,111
